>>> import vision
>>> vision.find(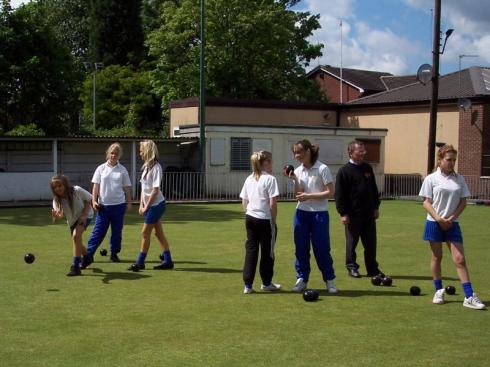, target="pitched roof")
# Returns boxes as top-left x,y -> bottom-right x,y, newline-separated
307,65 -> 392,93
347,66 -> 490,106
380,75 -> 418,90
